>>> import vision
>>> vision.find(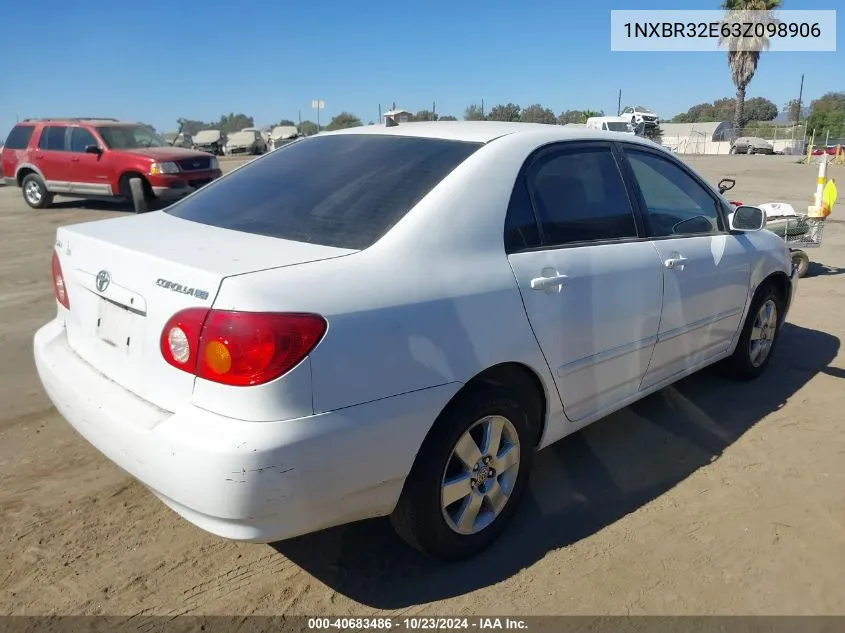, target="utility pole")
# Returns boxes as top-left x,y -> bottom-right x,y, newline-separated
481,98 -> 485,119
378,104 -> 382,123
433,101 -> 436,119
795,73 -> 805,126
298,110 -> 302,132
617,89 -> 622,116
